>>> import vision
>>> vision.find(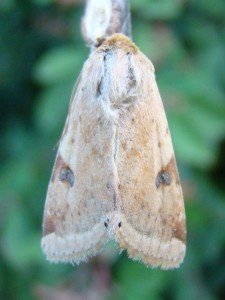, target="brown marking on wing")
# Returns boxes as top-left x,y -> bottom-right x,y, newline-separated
126,147 -> 139,159
155,157 -> 180,189
81,122 -> 98,144
51,155 -> 63,182
43,215 -> 55,236
165,157 -> 180,185
121,141 -> 127,150
133,190 -> 147,206
51,154 -> 75,187
172,218 -> 186,243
